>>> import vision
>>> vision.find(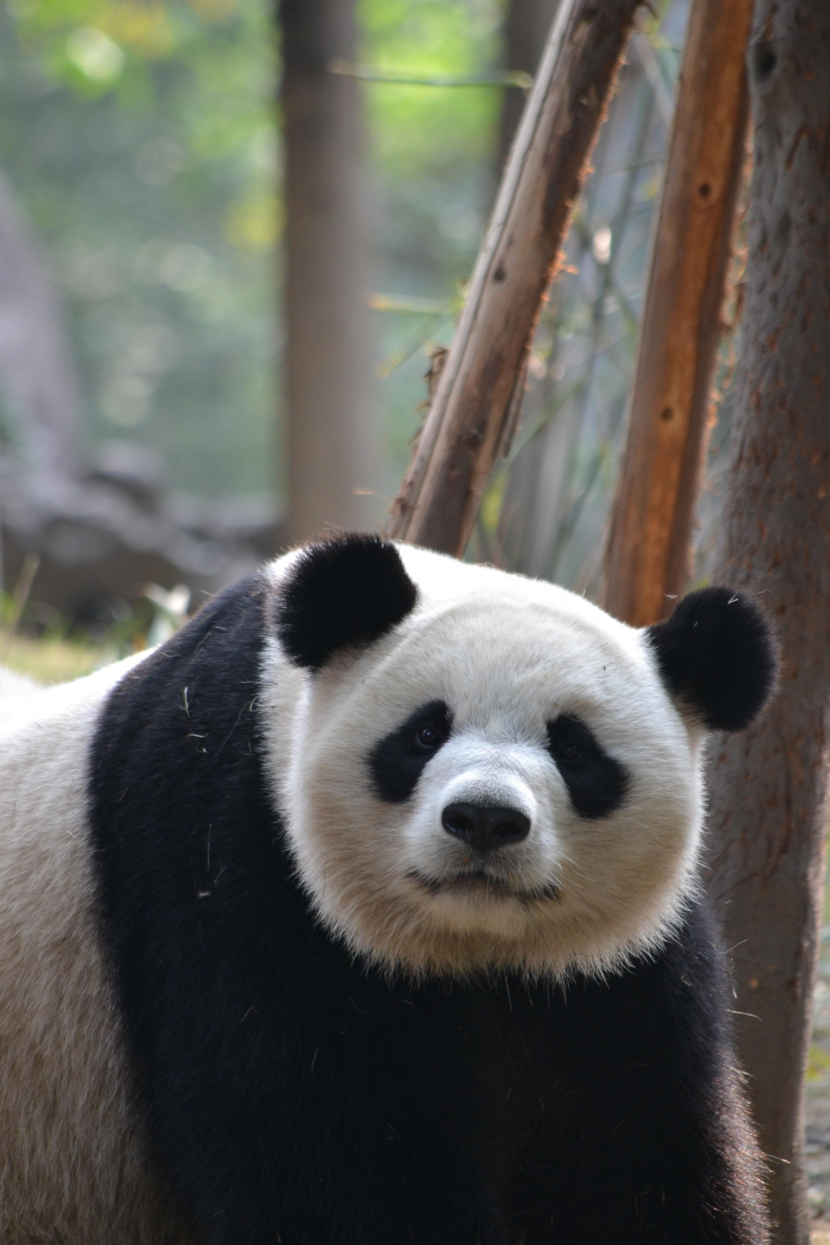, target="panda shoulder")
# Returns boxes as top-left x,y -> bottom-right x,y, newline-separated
0,667 -> 39,699
0,650 -> 153,743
